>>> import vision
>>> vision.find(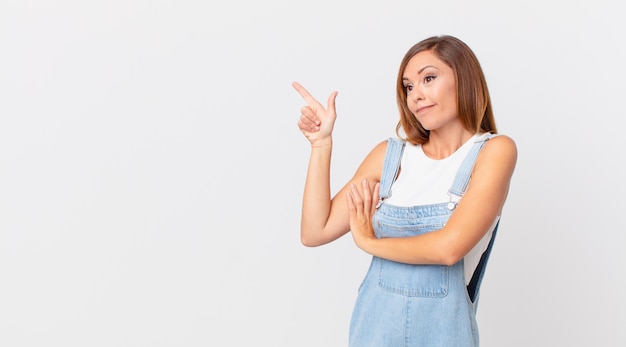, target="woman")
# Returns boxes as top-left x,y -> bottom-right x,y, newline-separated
293,35 -> 517,346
